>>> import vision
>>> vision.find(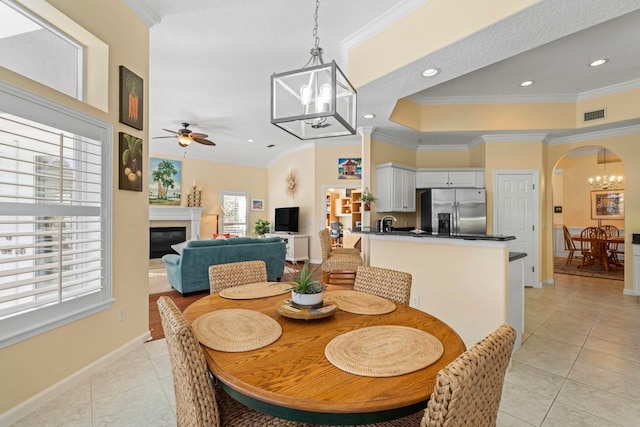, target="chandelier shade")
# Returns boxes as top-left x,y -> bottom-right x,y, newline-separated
270,0 -> 357,140
271,60 -> 356,140
587,148 -> 623,190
